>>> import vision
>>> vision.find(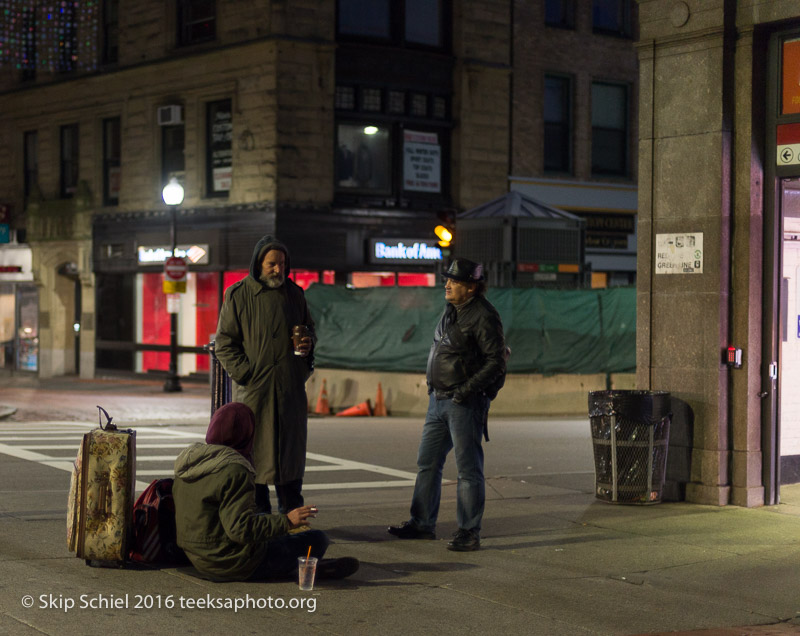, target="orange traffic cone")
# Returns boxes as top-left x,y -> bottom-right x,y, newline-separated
315,379 -> 331,415
335,399 -> 372,417
373,382 -> 387,416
